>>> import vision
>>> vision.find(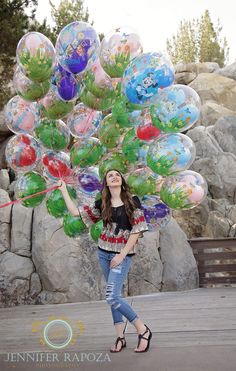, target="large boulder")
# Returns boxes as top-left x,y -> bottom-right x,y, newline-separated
208,116 -> 236,155
216,61 -> 236,81
0,189 -> 11,253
